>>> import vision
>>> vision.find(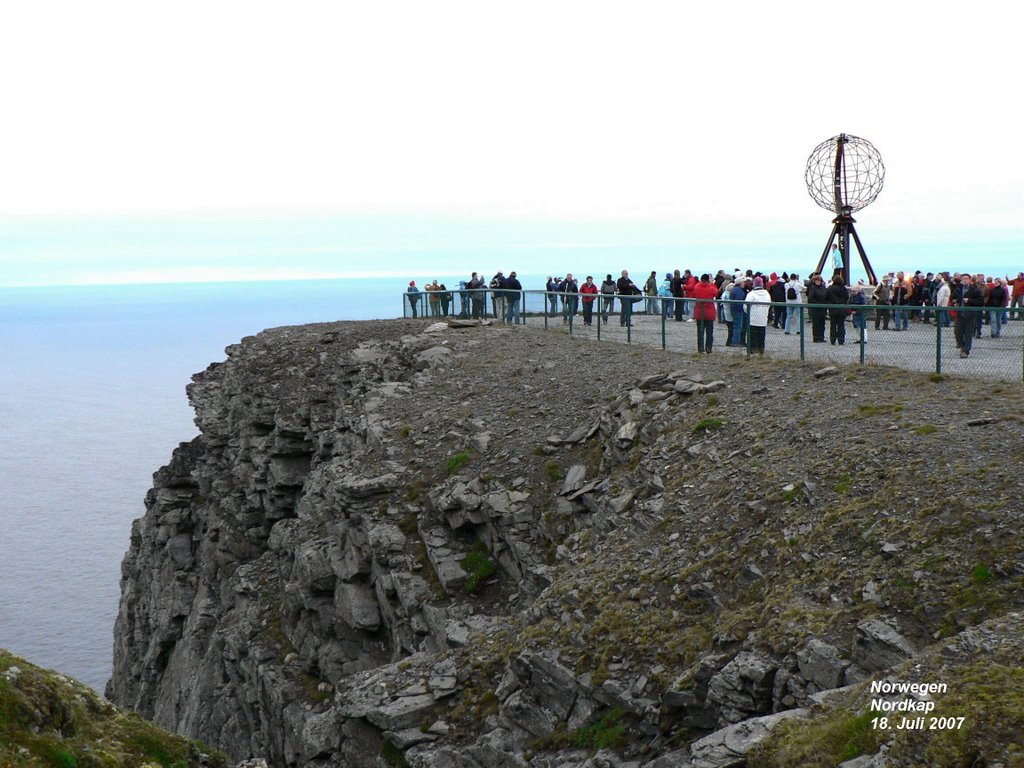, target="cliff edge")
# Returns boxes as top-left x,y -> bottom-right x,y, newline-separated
108,319 -> 1024,767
